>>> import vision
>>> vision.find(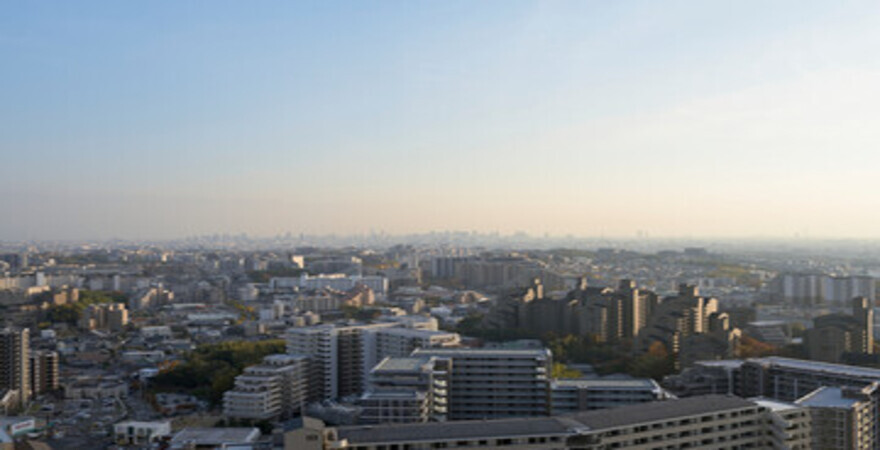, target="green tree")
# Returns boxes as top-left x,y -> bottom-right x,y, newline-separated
150,340 -> 285,406
551,362 -> 582,379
